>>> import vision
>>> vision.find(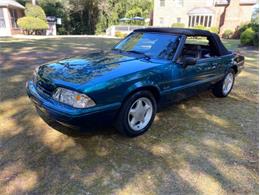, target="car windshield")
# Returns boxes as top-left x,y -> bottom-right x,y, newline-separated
113,32 -> 180,60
